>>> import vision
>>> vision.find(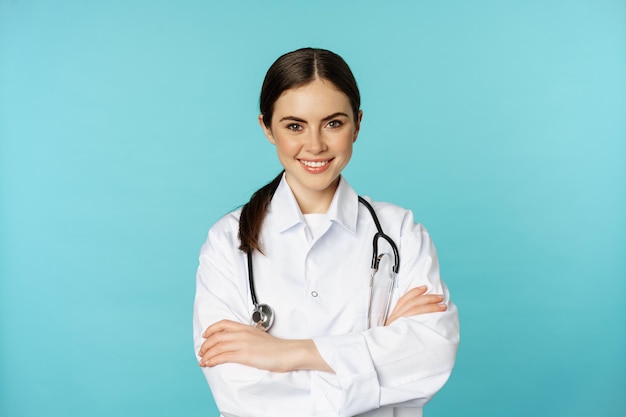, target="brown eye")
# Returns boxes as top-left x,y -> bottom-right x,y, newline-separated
327,120 -> 343,128
287,123 -> 302,131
